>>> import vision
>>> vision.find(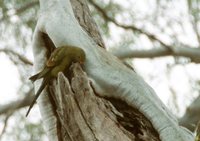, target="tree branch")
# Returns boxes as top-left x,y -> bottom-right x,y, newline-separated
88,0 -> 173,51
0,114 -> 12,140
89,0 -> 200,63
0,89 -> 34,115
111,46 -> 200,63
0,48 -> 33,65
